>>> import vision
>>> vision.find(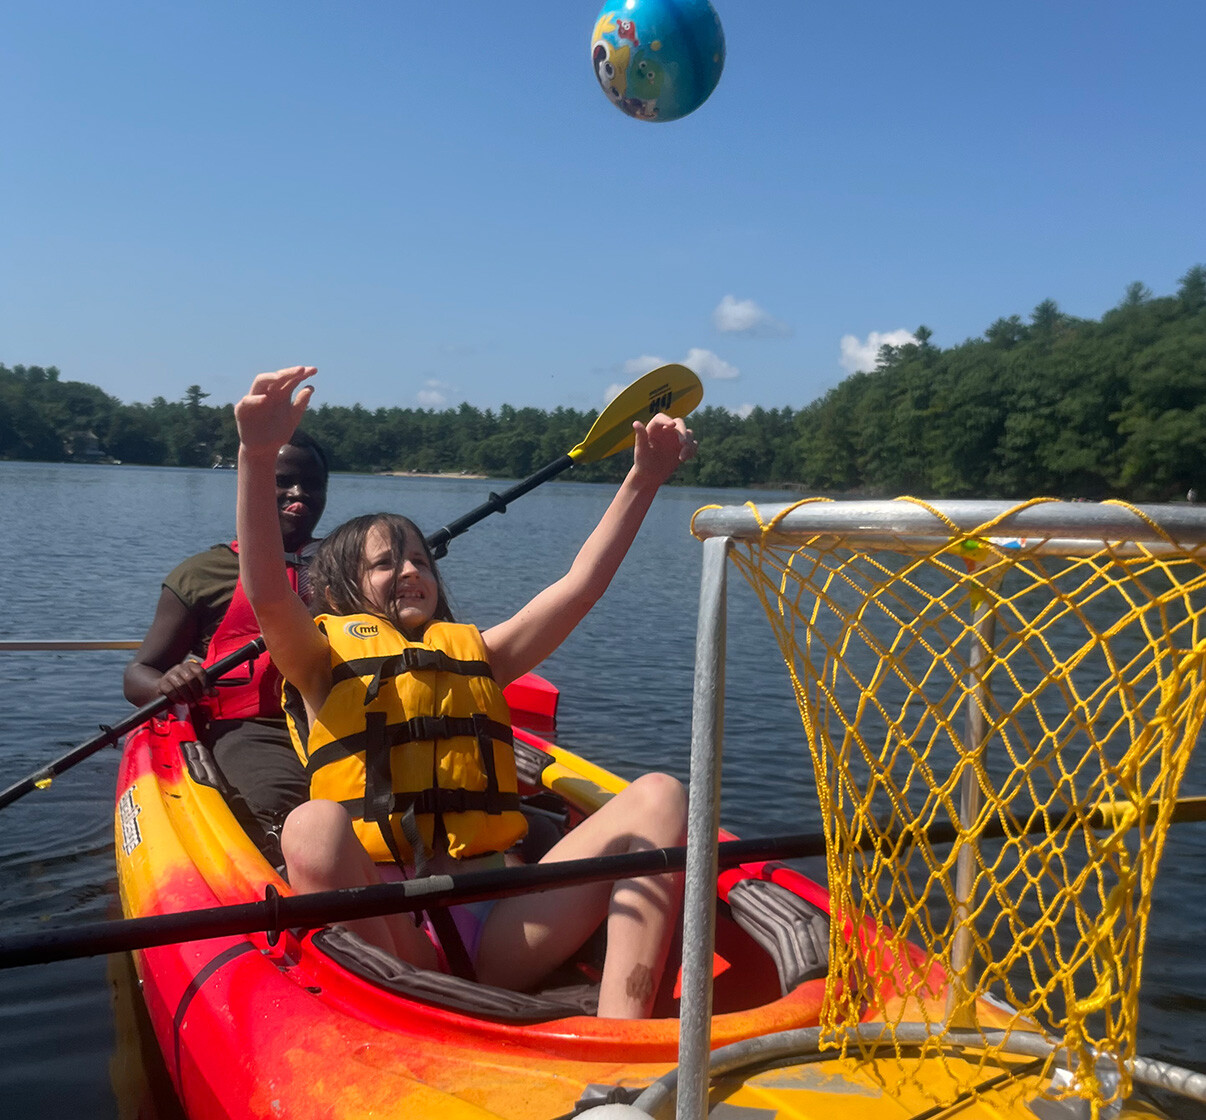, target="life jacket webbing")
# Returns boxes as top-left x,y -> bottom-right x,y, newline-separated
305,715 -> 513,776
331,648 -> 494,705
361,710 -> 477,981
364,712 -> 403,860
335,788 -> 522,819
478,721 -> 501,803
